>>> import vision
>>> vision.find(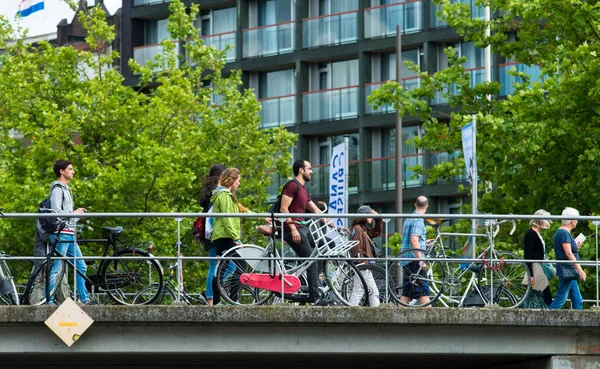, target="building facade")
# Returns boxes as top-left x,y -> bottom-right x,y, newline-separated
120,0 -> 539,232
